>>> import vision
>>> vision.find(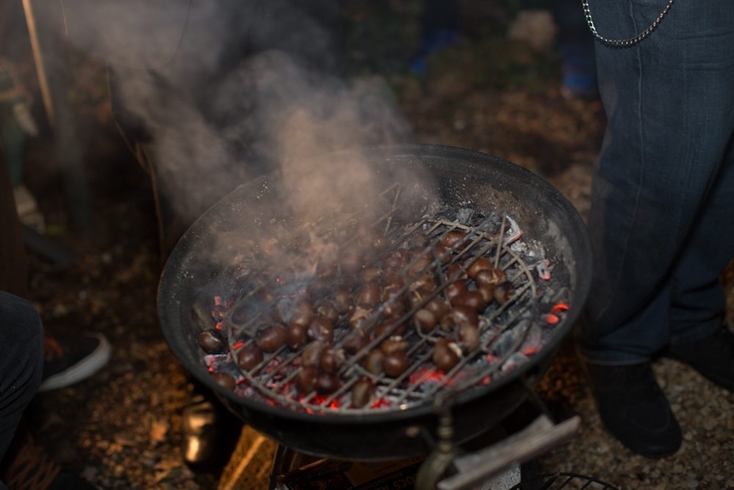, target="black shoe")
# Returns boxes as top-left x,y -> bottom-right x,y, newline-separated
39,333 -> 112,392
585,362 -> 681,458
665,326 -> 734,391
182,385 -> 243,473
